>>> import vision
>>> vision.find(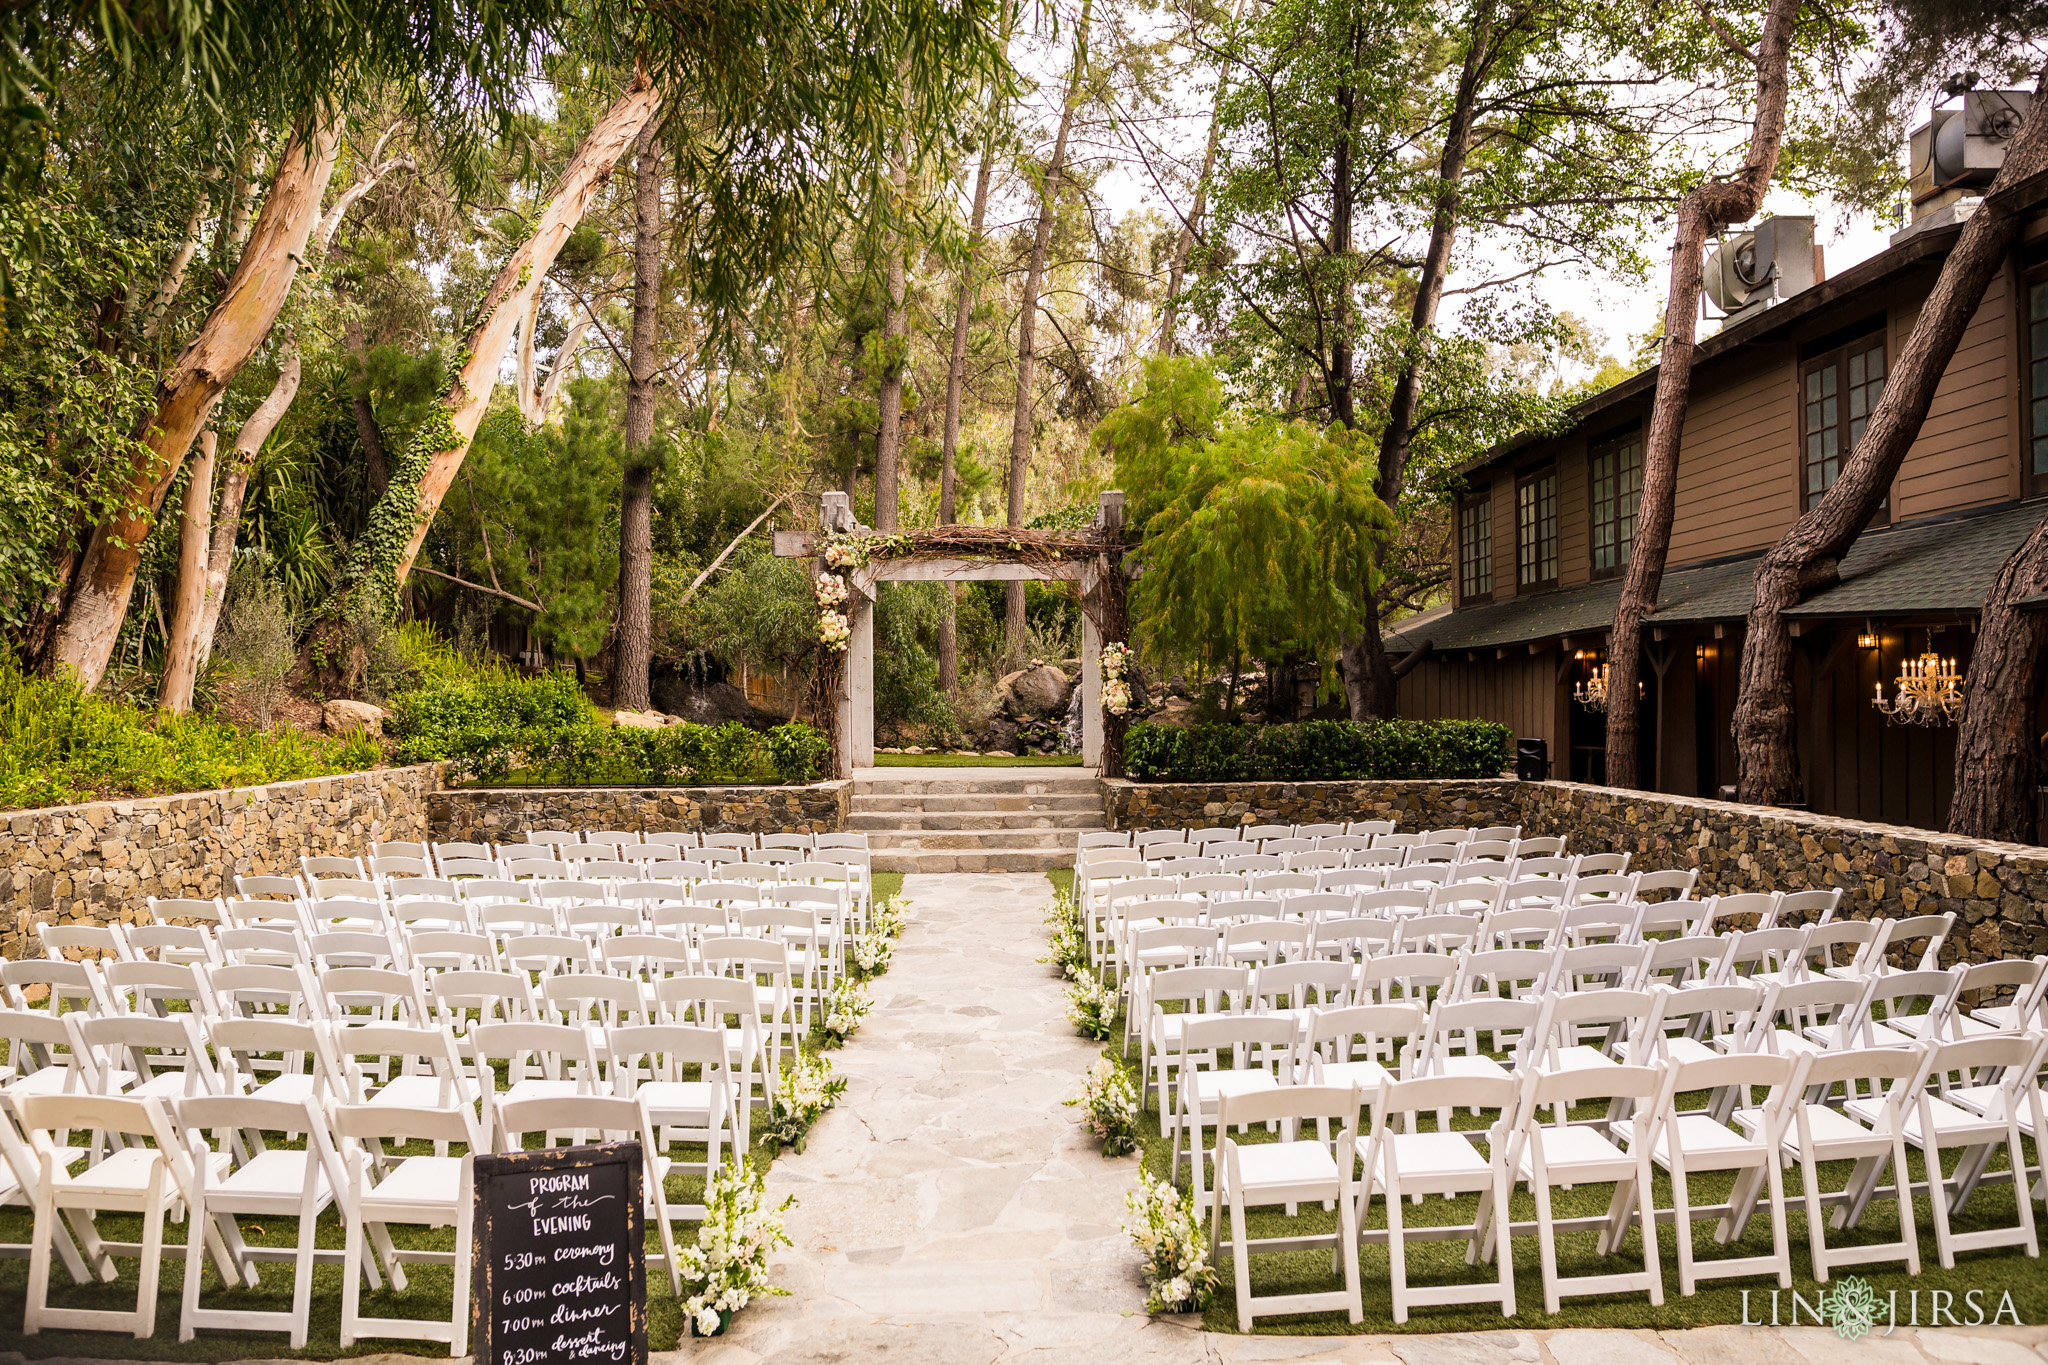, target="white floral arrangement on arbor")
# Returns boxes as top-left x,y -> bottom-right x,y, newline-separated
1100,640 -> 1133,717
679,1162 -> 795,1337
1124,1171 -> 1218,1314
